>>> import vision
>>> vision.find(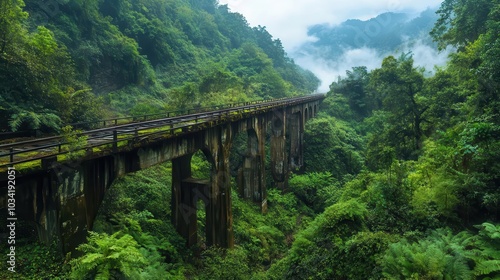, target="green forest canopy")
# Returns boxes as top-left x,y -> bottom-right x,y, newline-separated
0,0 -> 320,133
2,0 -> 500,279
